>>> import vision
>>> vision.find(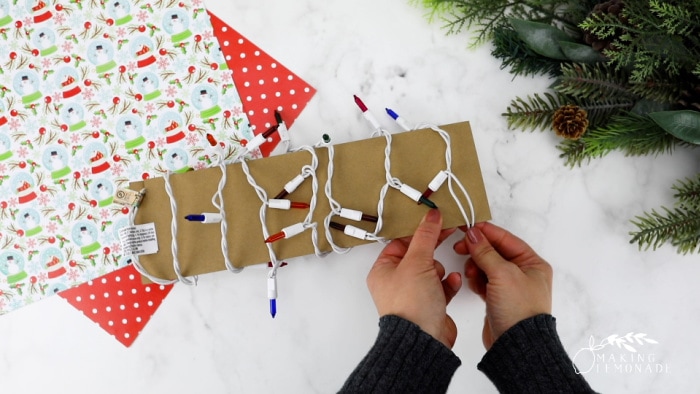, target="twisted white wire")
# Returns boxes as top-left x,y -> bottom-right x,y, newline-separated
163,171 -> 197,285
368,131 -> 399,242
415,122 -> 476,227
126,190 -> 179,285
323,144 -> 385,252
124,122 -> 476,290
369,126 -> 390,138
240,144 -> 325,278
323,145 -> 350,253
291,146 -> 326,258
212,148 -> 246,274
